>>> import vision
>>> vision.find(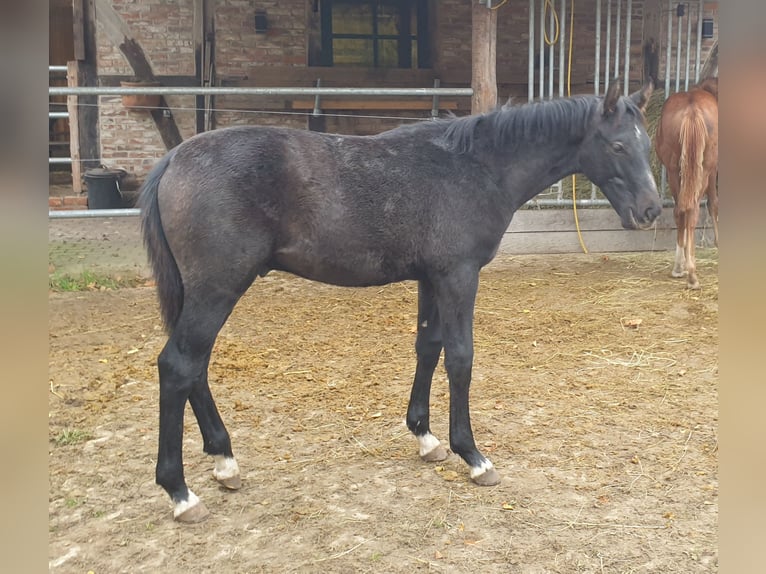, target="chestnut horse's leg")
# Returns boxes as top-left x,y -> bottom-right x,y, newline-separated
406,279 -> 449,463
705,171 -> 719,248
668,171 -> 688,279
433,265 -> 499,486
684,206 -> 701,290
